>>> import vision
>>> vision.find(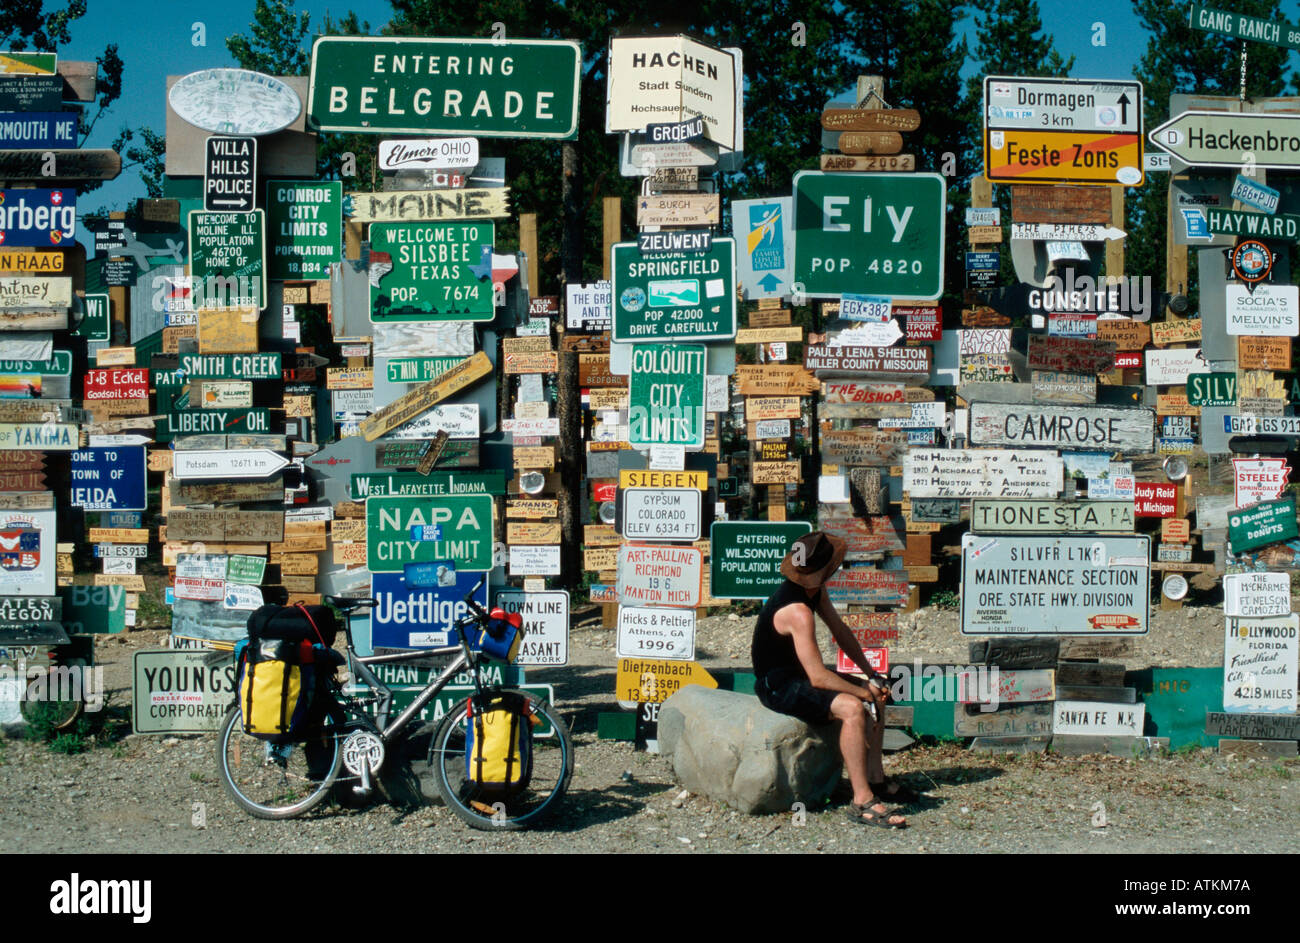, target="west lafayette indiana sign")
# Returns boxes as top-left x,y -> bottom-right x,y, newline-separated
628,343 -> 705,449
308,37 -> 581,138
792,172 -> 945,299
370,221 -> 492,322
960,534 -> 1151,635
366,494 -> 493,571
983,76 -> 1144,186
1150,111 -> 1300,170
611,238 -> 736,342
968,403 -> 1154,452
266,181 -> 341,279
